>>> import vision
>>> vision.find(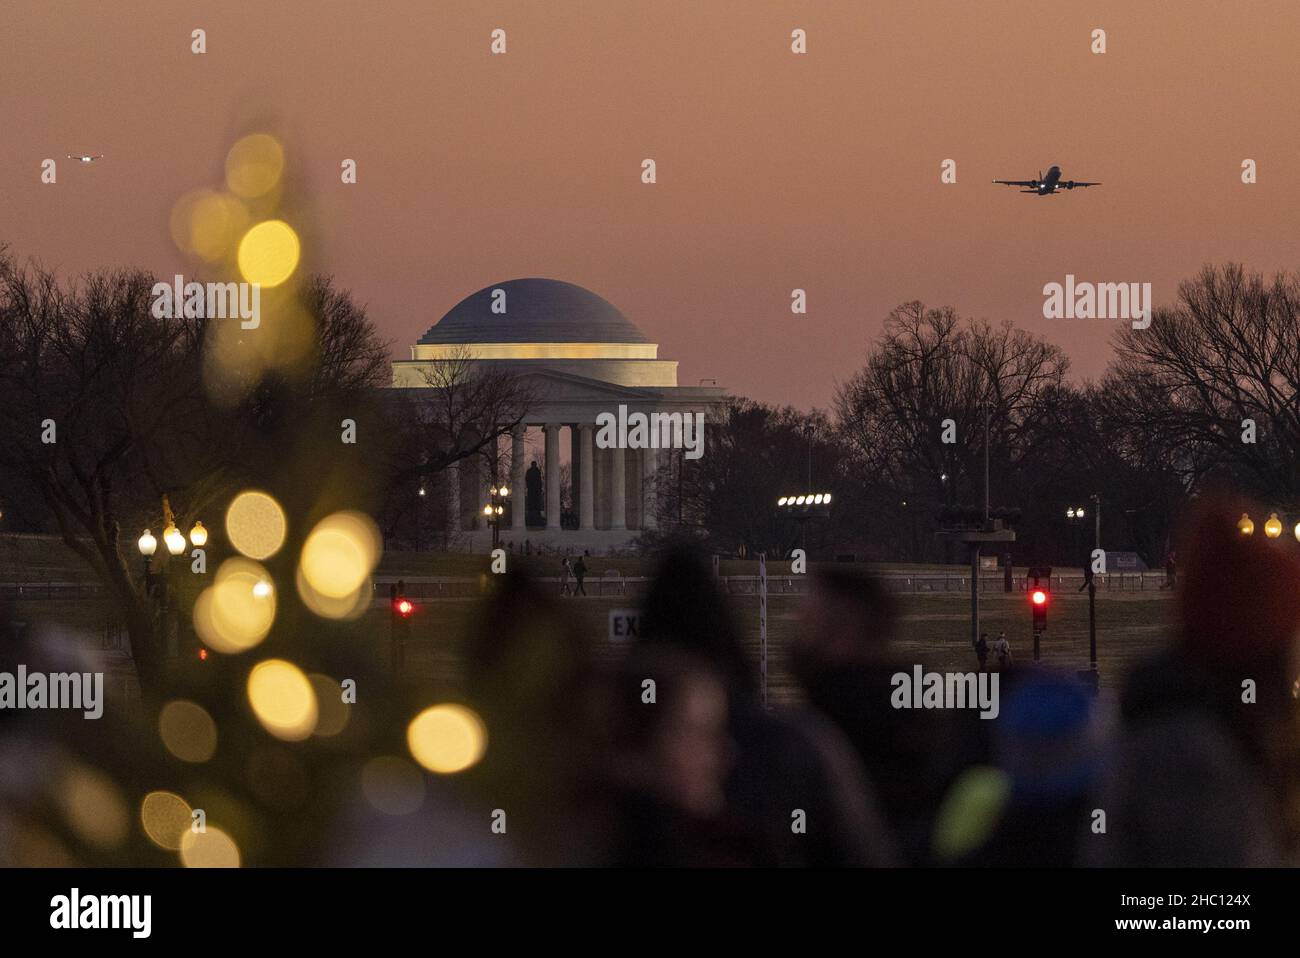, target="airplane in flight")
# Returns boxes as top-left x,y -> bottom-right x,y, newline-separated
66,153 -> 103,163
992,165 -> 1100,195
